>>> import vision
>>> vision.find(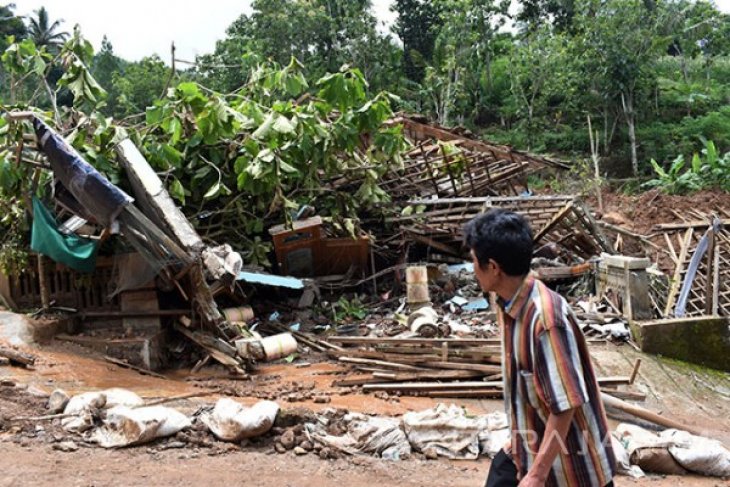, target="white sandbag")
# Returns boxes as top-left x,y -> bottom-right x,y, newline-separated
481,428 -> 510,458
102,388 -> 145,409
662,429 -> 730,477
342,414 -> 410,458
403,403 -> 496,460
201,398 -> 279,442
63,392 -> 107,416
615,423 -> 688,475
61,411 -> 96,433
616,423 -> 730,477
305,412 -> 411,459
92,405 -> 191,448
62,389 -> 146,433
611,434 -> 644,478
63,388 -> 144,415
